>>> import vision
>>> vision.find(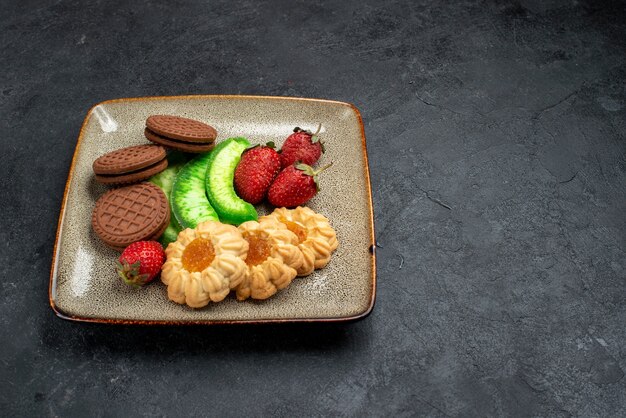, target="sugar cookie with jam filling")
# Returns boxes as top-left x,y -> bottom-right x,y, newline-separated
161,221 -> 248,308
235,218 -> 304,300
261,206 -> 338,276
